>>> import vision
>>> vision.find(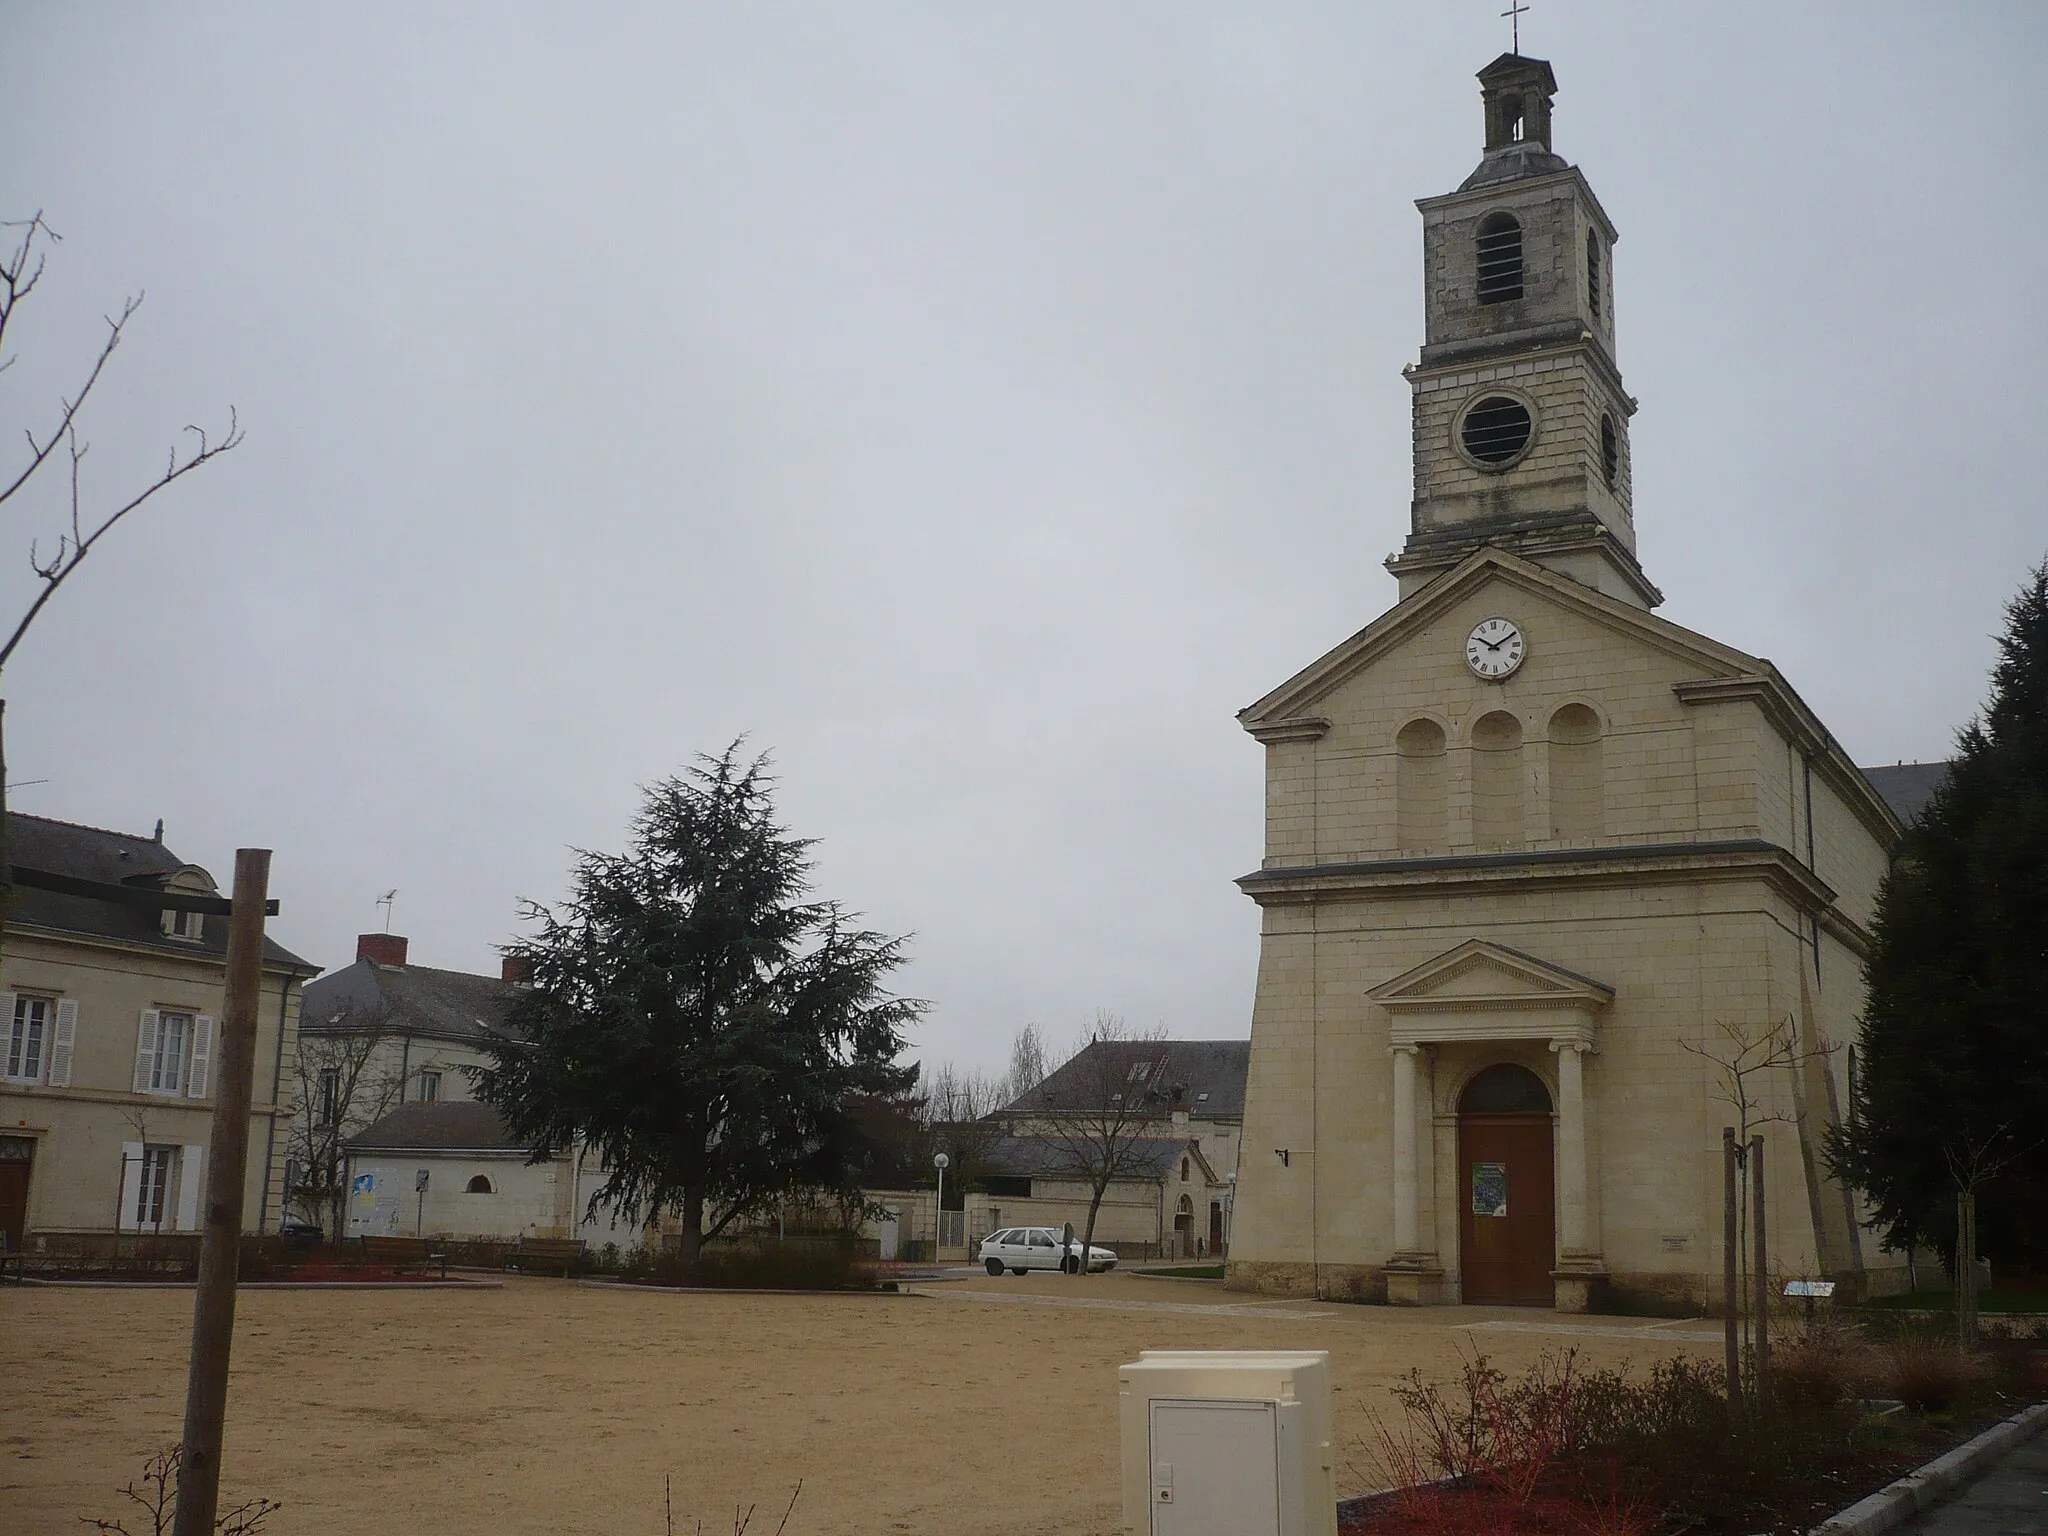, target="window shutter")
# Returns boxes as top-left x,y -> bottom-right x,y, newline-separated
119,1142 -> 145,1231
48,1000 -> 77,1086
0,990 -> 13,1076
133,1010 -> 161,1094
176,1144 -> 205,1231
186,1016 -> 215,1099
